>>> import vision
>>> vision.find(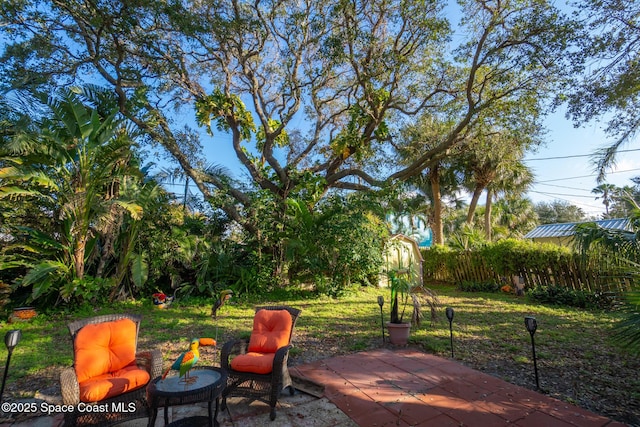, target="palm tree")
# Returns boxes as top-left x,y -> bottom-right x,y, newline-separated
483,161 -> 534,241
460,131 -> 533,238
592,183 -> 618,217
492,197 -> 538,239
394,116 -> 463,245
0,88 -> 143,303
608,184 -> 637,218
